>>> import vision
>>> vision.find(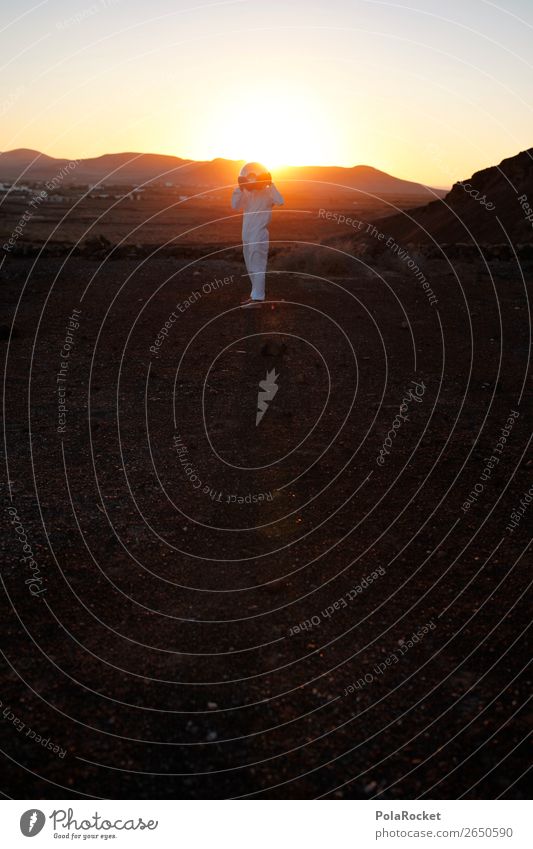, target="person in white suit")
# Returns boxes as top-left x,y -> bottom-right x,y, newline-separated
231,162 -> 284,306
